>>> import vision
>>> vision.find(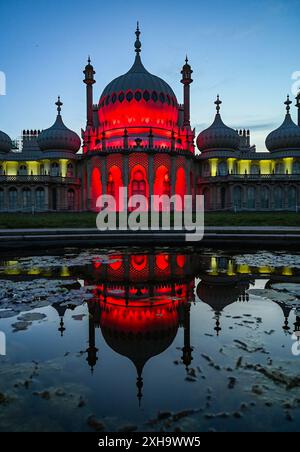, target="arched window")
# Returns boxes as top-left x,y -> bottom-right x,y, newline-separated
261,187 -> 270,209
22,188 -> 32,209
107,172 -> 115,197
0,189 -> 4,210
274,186 -> 283,209
288,187 -> 297,210
221,187 -> 226,209
67,163 -> 74,177
275,163 -> 284,175
19,165 -> 28,176
67,189 -> 75,210
203,188 -> 210,210
9,187 -> 18,210
51,162 -> 59,177
131,170 -> 146,197
233,186 -> 242,210
218,161 -> 227,176
247,187 -> 256,209
203,163 -> 210,177
35,188 -> 45,210
293,161 -> 300,174
250,164 -> 260,175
